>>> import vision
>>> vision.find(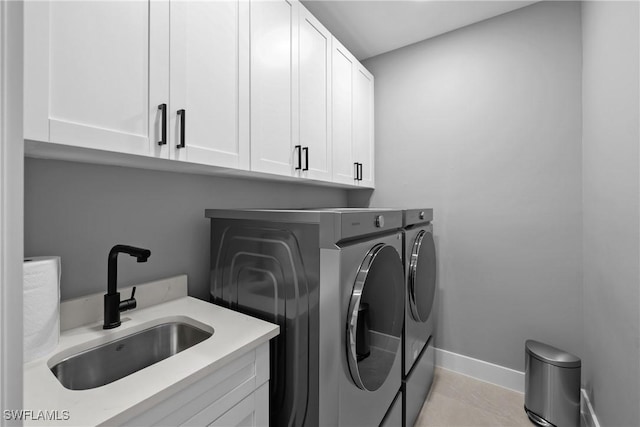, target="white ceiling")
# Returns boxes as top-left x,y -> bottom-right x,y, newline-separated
301,1 -> 539,60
